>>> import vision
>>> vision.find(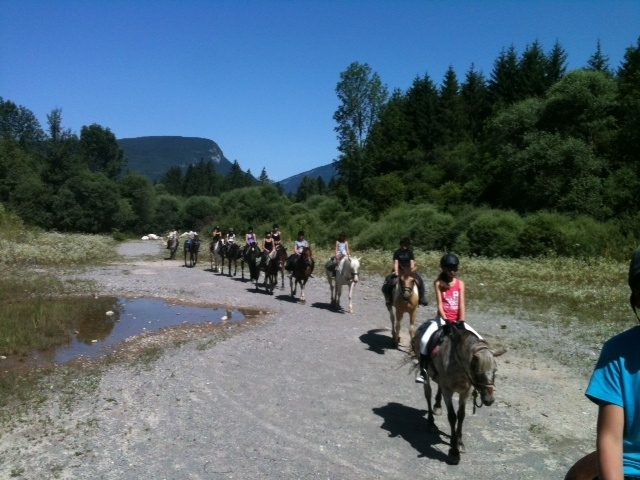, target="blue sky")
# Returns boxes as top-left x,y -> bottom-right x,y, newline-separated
1,1 -> 638,182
